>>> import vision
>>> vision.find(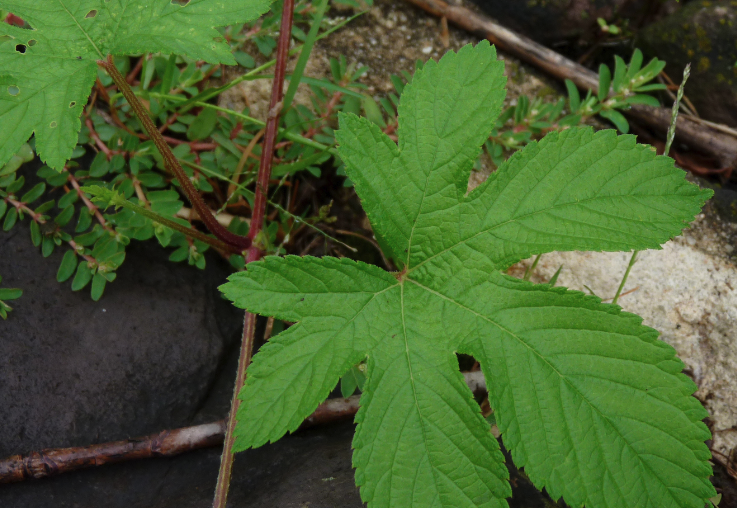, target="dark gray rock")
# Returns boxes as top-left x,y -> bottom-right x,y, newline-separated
0,228 -> 242,457
638,0 -> 737,127
467,0 -> 644,45
0,224 -> 573,507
